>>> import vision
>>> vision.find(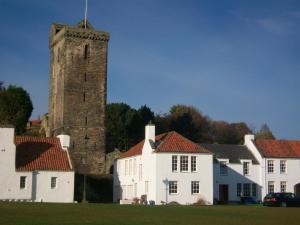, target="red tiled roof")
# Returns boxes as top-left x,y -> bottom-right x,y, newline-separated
29,120 -> 41,126
255,139 -> 300,158
15,136 -> 72,171
120,131 -> 210,158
